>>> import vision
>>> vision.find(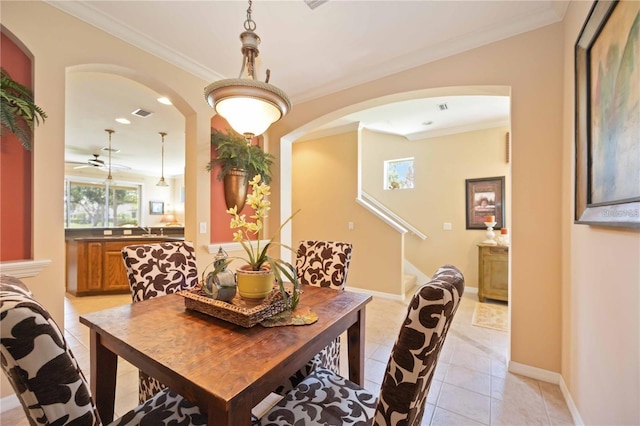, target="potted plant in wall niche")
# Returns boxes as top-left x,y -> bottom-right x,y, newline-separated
0,68 -> 47,150
207,128 -> 274,213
